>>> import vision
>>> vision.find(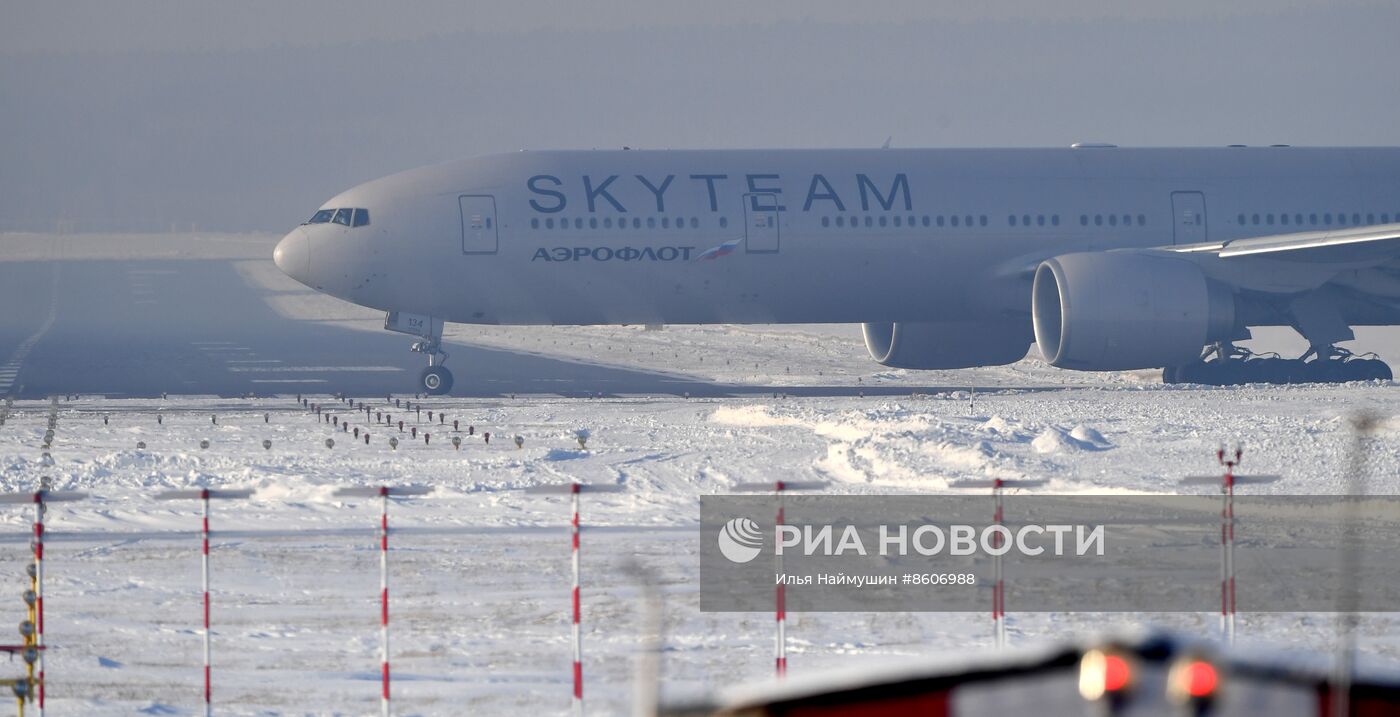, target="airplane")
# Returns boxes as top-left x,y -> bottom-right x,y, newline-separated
273,145 -> 1400,395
